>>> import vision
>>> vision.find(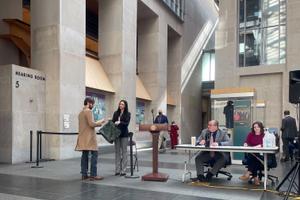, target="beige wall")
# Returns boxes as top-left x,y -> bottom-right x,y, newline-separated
0,65 -> 45,164
215,0 -> 300,132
